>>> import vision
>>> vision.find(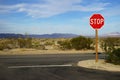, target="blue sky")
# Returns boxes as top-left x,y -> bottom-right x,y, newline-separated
0,0 -> 120,35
